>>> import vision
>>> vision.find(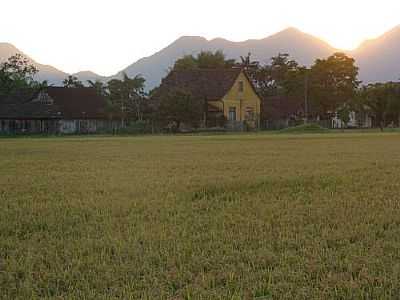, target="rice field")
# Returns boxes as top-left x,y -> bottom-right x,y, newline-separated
1,132 -> 400,299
